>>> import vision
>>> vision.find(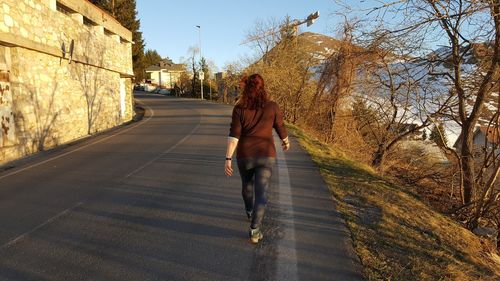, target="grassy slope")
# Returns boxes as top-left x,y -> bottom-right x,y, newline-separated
287,124 -> 500,281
